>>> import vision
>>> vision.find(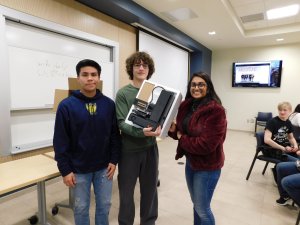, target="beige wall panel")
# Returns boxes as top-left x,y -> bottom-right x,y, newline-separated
117,21 -> 137,88
0,0 -> 119,41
